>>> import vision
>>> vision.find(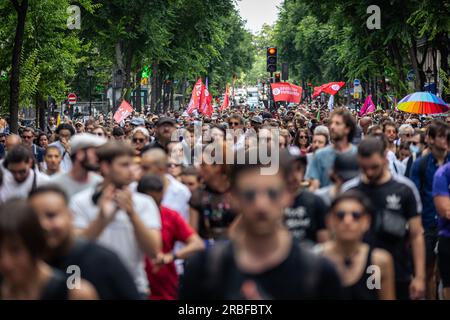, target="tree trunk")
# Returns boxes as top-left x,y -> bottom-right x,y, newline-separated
9,0 -> 29,134
150,63 -> 158,112
170,79 -> 174,111
436,33 -> 450,100
38,96 -> 45,131
135,70 -> 142,113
